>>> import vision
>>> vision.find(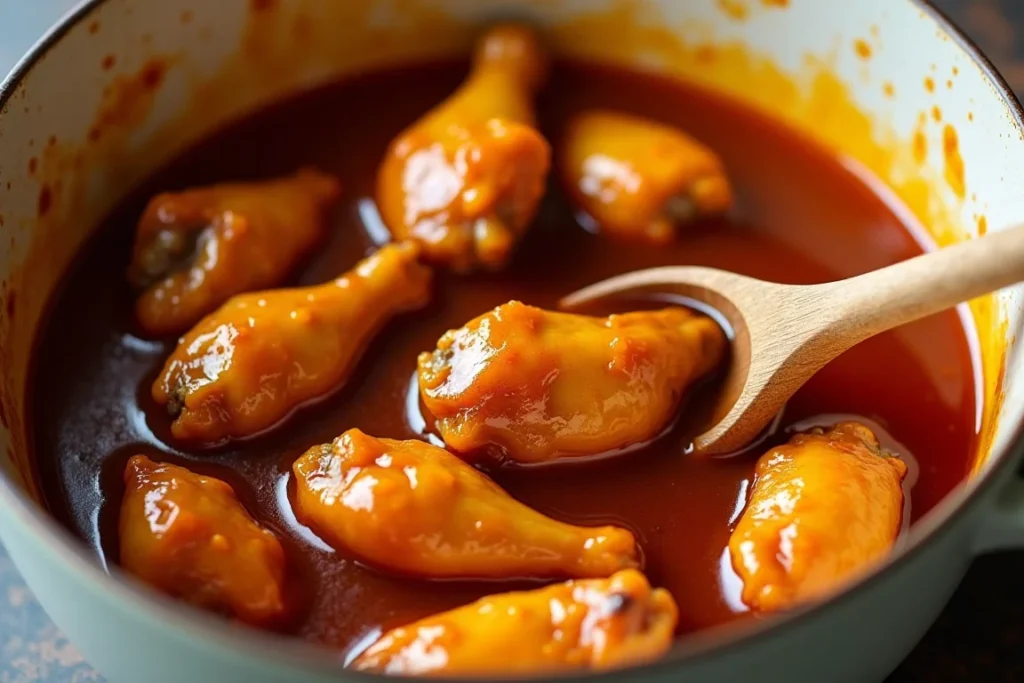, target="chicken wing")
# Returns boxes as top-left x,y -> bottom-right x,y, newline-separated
729,422 -> 908,612
417,301 -> 726,464
128,168 -> 341,336
377,23 -> 550,271
561,111 -> 732,244
292,429 -> 639,579
153,242 -> 431,444
352,569 -> 677,676
119,455 -> 287,626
